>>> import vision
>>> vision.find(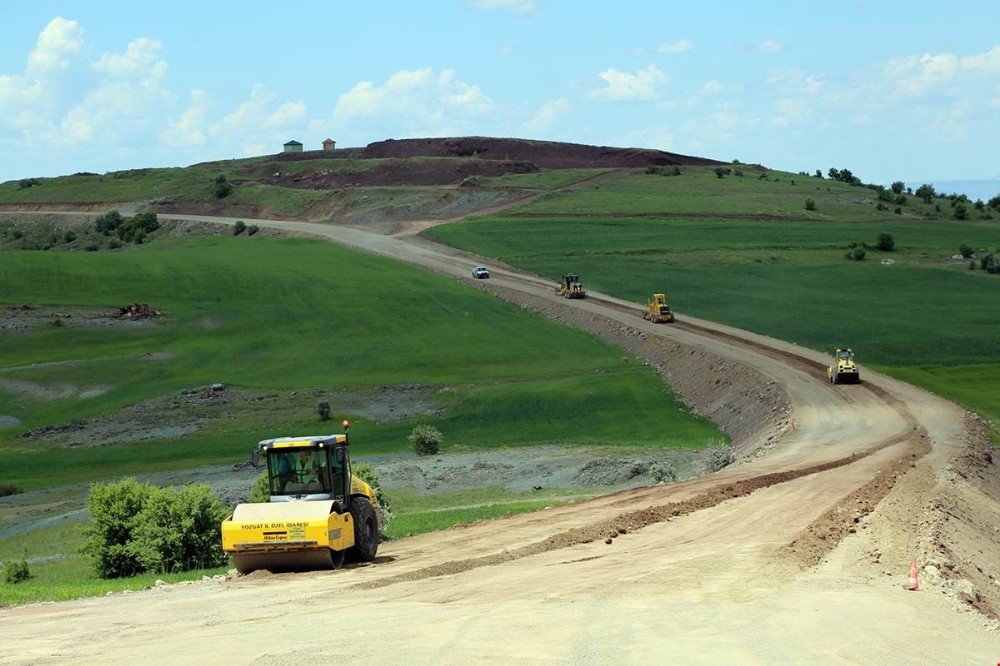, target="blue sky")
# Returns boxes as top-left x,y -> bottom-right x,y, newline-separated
1,1 -> 997,187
